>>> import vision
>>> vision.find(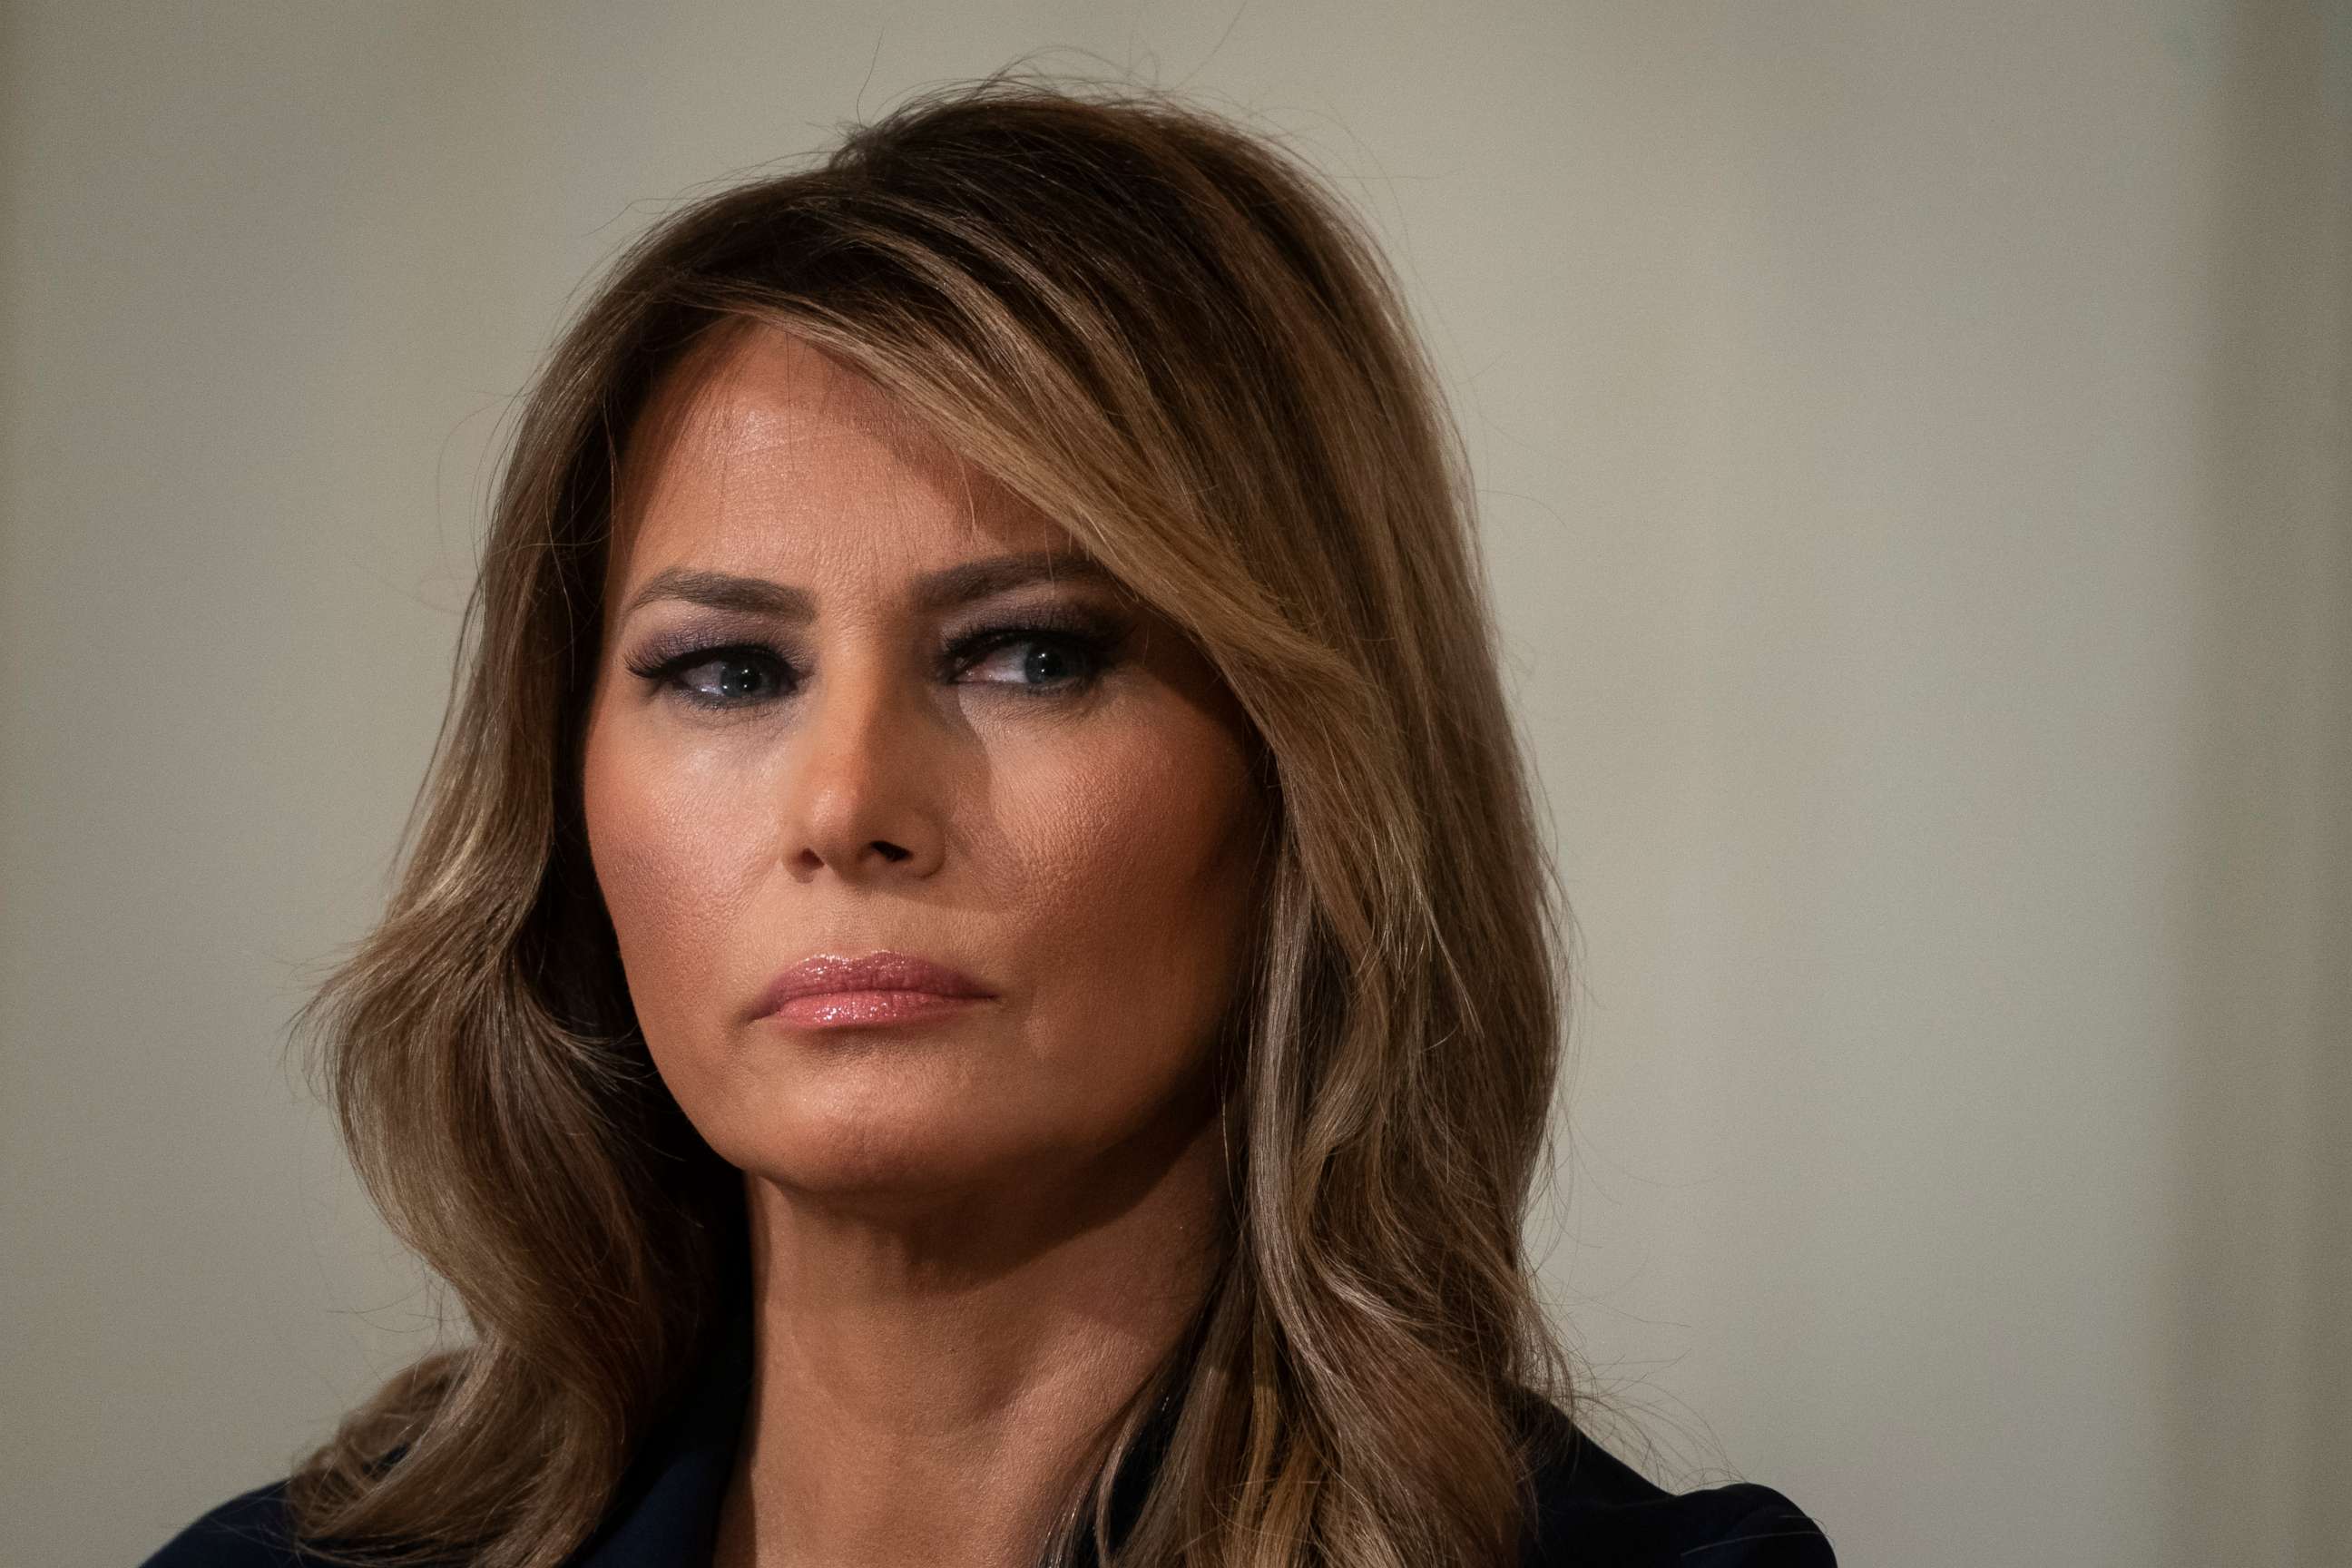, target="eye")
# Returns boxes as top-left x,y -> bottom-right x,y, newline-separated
626,641 -> 791,710
946,621 -> 1121,695
622,611 -> 1129,714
